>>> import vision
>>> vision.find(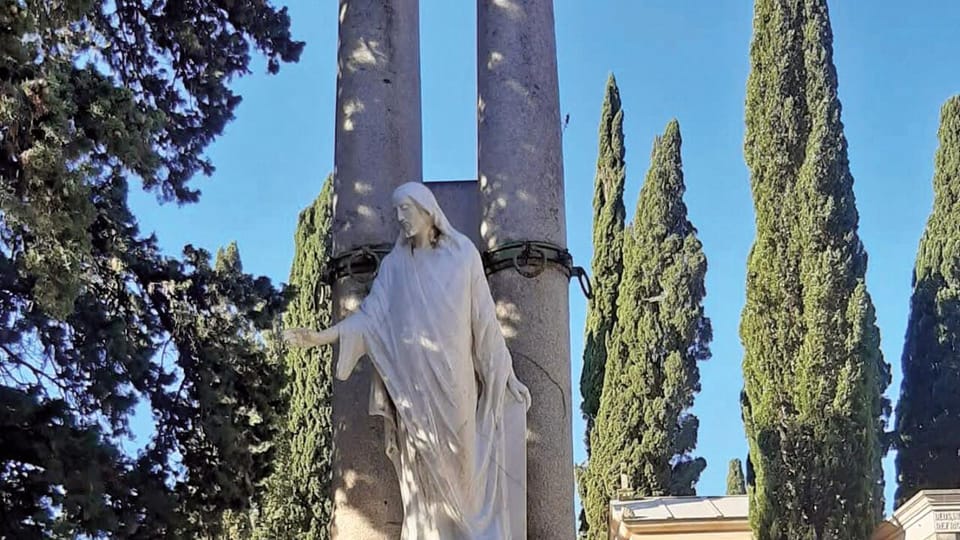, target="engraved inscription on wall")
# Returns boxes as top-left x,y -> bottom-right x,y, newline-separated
935,511 -> 960,532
